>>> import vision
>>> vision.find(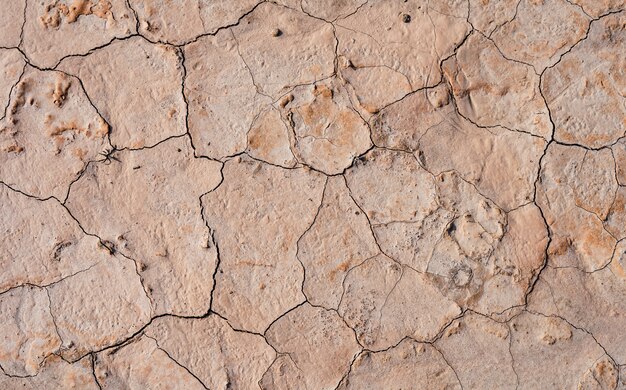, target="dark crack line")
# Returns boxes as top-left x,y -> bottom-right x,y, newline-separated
0,59 -> 27,121
0,263 -> 99,297
294,176 -> 330,303
144,335 -> 209,390
90,353 -> 102,390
